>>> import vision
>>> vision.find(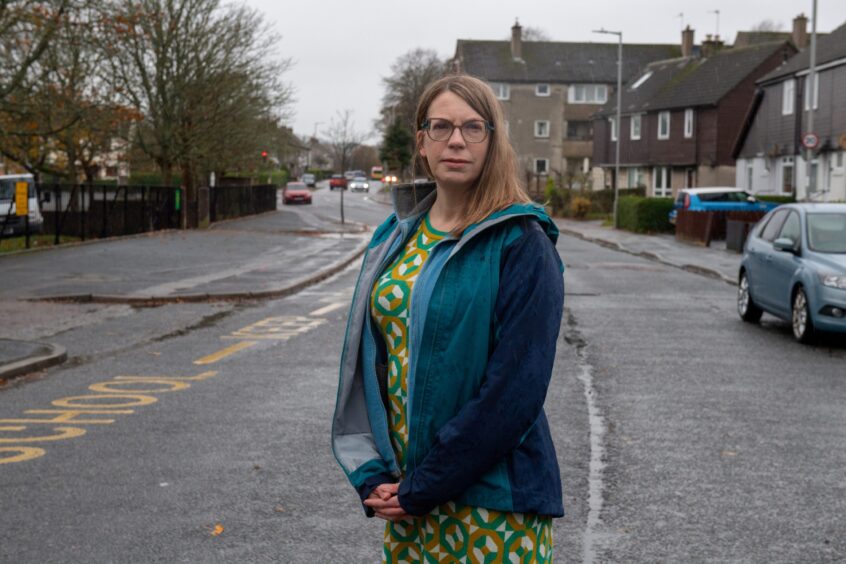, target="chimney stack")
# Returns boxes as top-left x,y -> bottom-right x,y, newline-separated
682,26 -> 695,58
793,13 -> 809,49
701,34 -> 724,57
511,19 -> 523,61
